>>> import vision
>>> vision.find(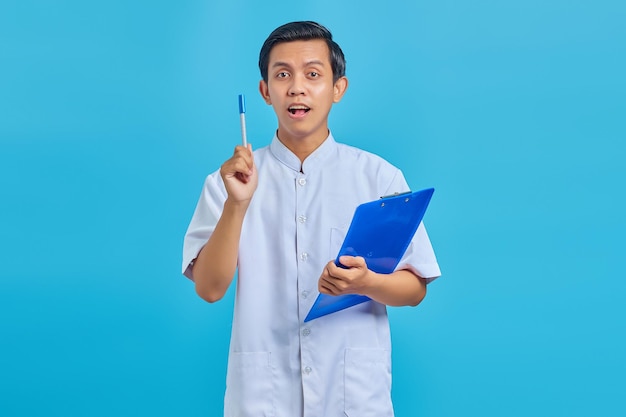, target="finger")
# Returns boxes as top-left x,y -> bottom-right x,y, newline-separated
319,280 -> 339,296
242,153 -> 255,175
319,274 -> 341,295
222,164 -> 250,183
326,260 -> 347,275
238,144 -> 255,163
232,147 -> 255,174
222,155 -> 253,178
319,282 -> 332,295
